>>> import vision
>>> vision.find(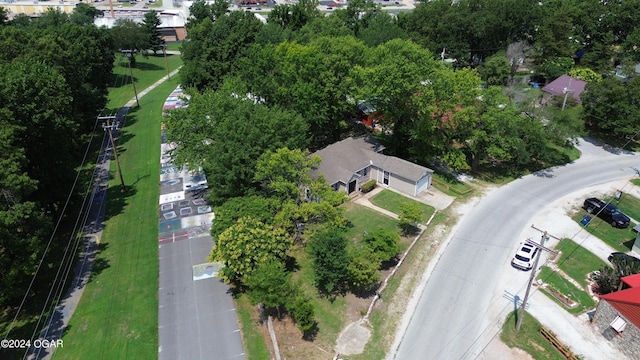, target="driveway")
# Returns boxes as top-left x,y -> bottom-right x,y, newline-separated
390,138 -> 637,360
